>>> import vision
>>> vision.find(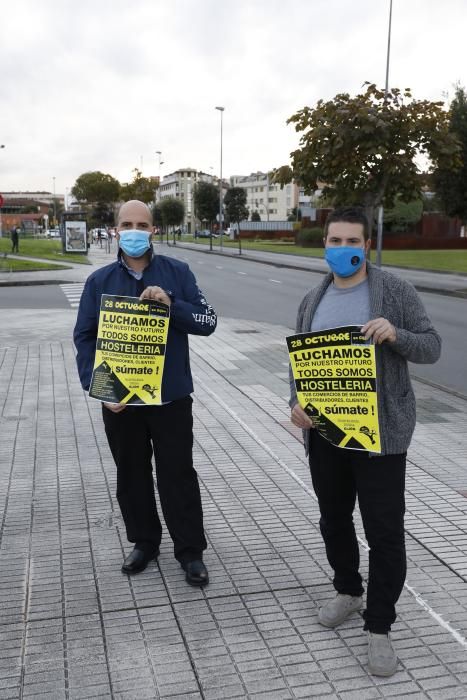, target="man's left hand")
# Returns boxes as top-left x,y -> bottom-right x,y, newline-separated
140,286 -> 171,305
361,317 -> 396,344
